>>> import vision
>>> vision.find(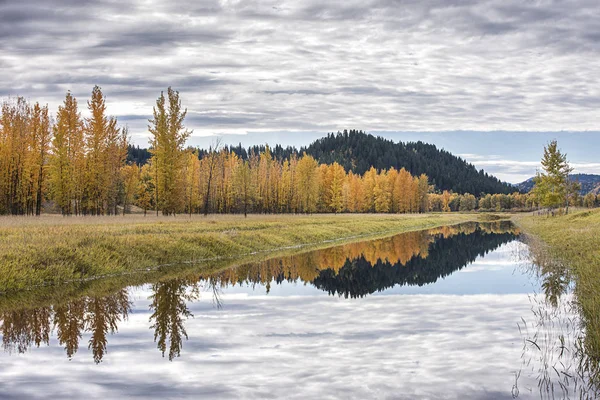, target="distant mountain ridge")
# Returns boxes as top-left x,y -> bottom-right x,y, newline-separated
518,174 -> 600,194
